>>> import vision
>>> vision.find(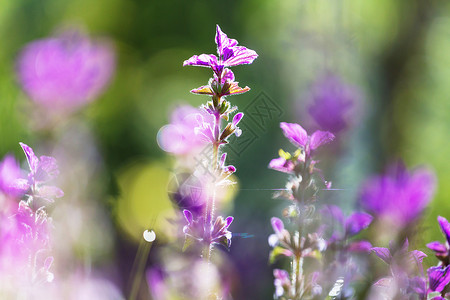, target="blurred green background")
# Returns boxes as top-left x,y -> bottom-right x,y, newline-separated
1,0 -> 450,298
